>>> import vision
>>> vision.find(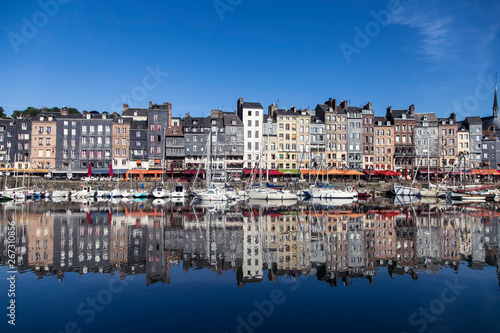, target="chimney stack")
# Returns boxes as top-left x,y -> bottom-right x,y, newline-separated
122,104 -> 129,113
340,100 -> 348,109
60,106 -> 68,116
409,104 -> 415,116
325,98 -> 337,110
148,101 -> 153,109
268,103 -> 278,117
